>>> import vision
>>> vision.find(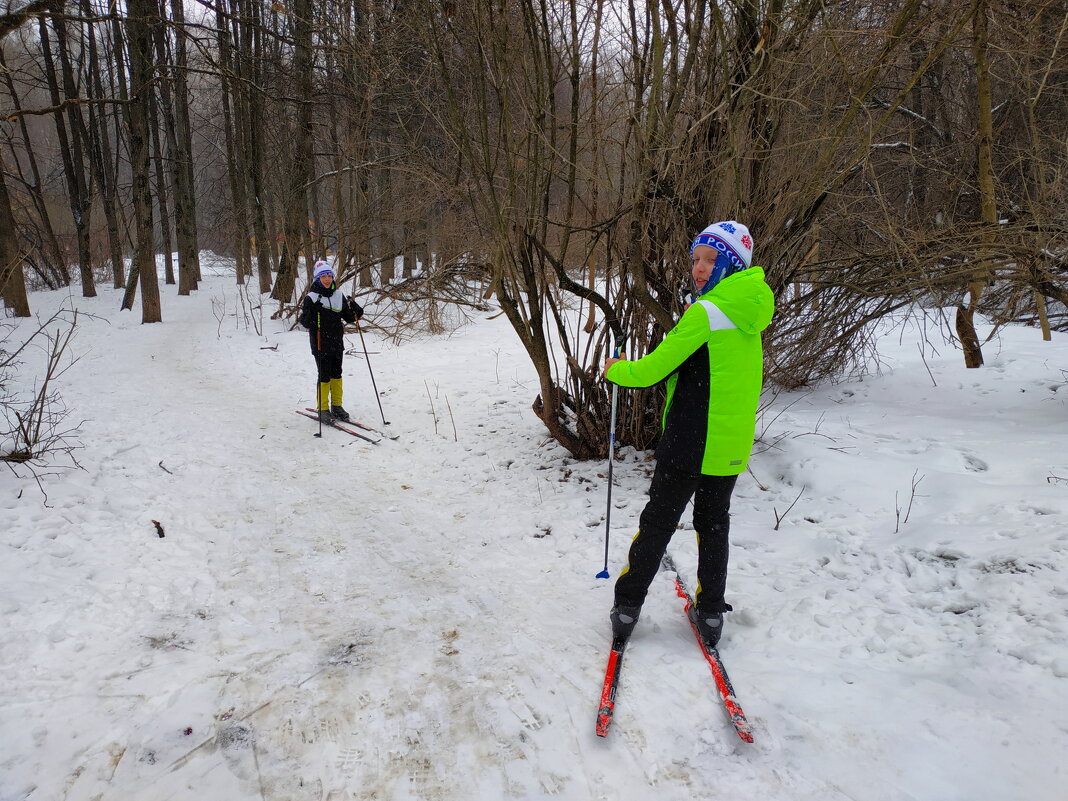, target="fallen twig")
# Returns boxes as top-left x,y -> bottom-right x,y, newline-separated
773,485 -> 806,531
